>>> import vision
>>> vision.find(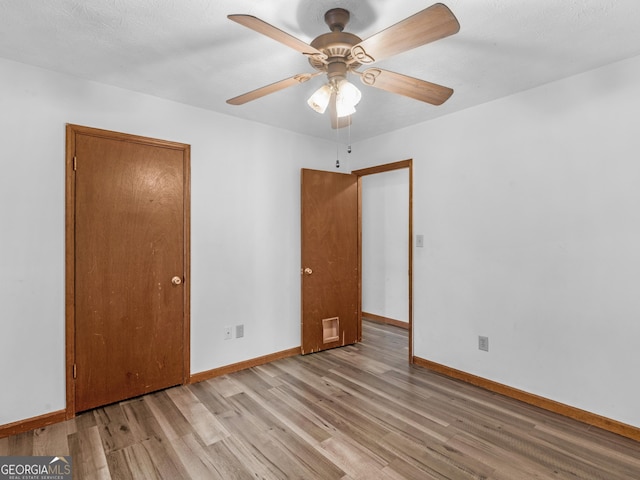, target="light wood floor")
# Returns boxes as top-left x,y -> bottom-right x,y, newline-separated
2,321 -> 639,479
